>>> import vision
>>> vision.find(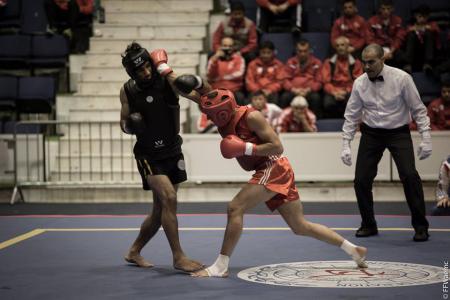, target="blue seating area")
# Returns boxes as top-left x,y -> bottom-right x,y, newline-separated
316,119 -> 345,132
0,76 -> 56,133
0,34 -> 68,69
0,0 -> 69,131
0,0 -> 47,34
260,33 -> 295,63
